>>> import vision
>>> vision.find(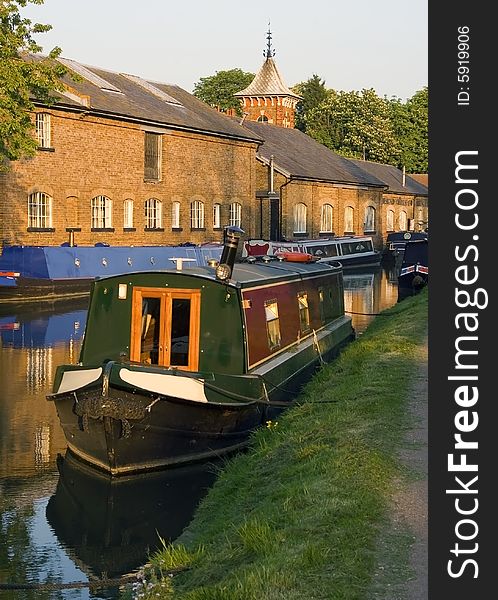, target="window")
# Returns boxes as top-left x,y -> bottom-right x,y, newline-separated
91,195 -> 112,228
320,204 -> 333,233
318,288 -> 325,323
28,192 -> 52,228
213,203 -> 221,229
399,210 -> 408,231
172,201 -> 180,228
364,206 -> 376,232
144,132 -> 162,180
417,207 -> 425,230
344,206 -> 354,233
257,115 -> 268,122
386,209 -> 395,231
35,113 -> 51,148
145,198 -> 162,229
293,203 -> 307,234
297,292 -> 310,333
229,202 -> 241,227
130,287 -> 201,371
191,200 -> 205,229
123,199 -> 134,228
264,300 -> 281,350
